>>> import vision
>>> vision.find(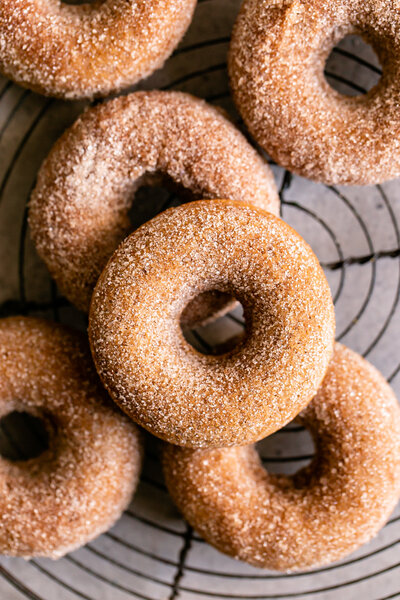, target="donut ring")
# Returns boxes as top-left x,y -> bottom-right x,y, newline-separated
0,0 -> 196,99
228,0 -> 400,185
0,317 -> 142,559
29,90 -> 279,326
163,343 -> 400,570
88,199 -> 335,449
